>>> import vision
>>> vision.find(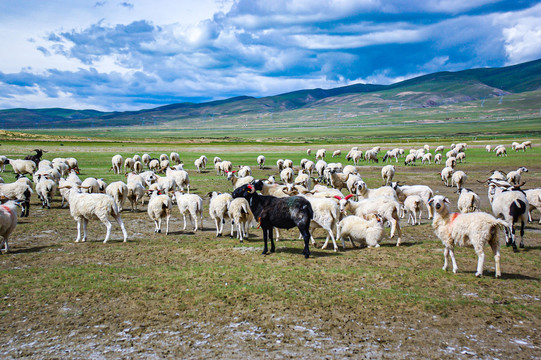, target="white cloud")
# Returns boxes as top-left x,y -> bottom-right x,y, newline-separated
499,4 -> 541,65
